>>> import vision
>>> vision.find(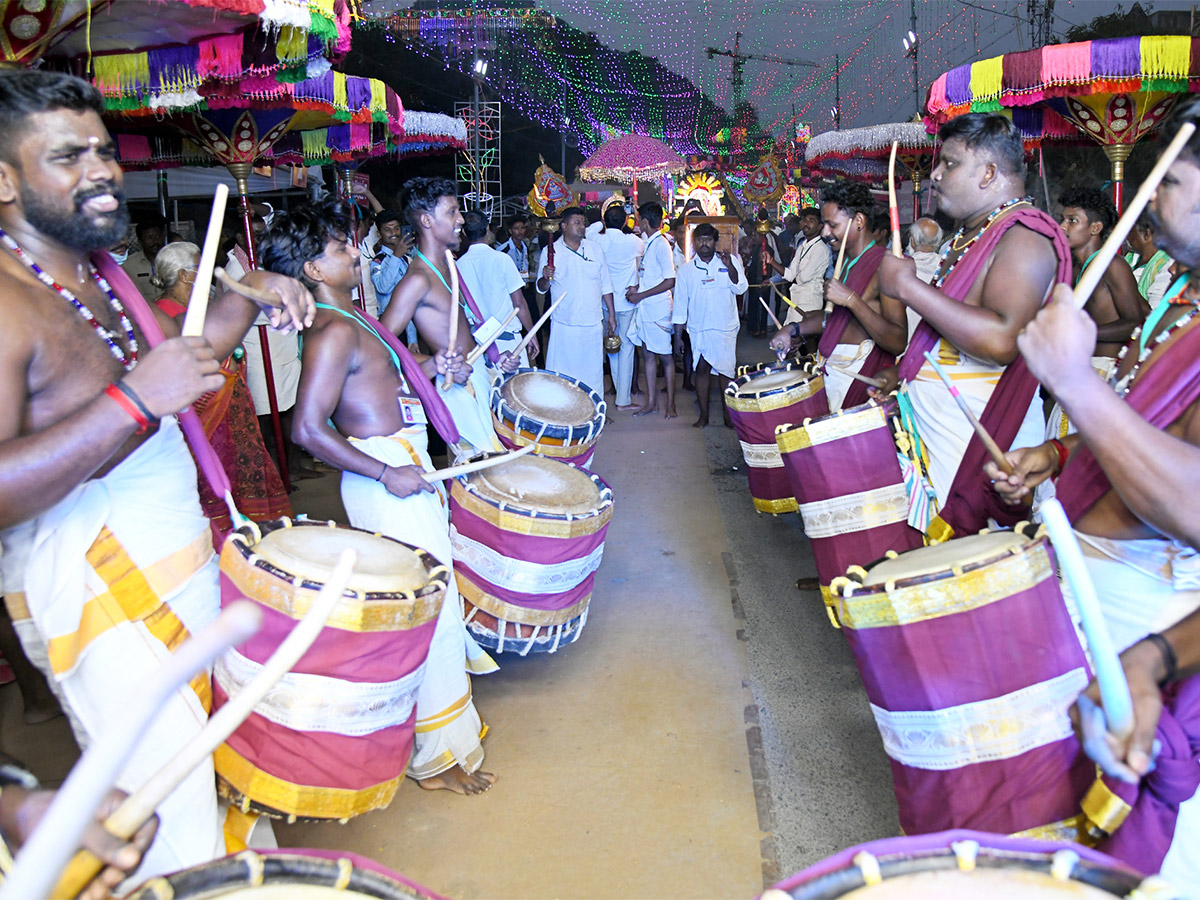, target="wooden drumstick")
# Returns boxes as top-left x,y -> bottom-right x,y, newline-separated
1073,122 -> 1195,310
832,227 -> 848,280
214,266 -> 283,308
828,363 -> 885,389
423,442 -> 536,483
440,250 -> 460,392
923,351 -> 1013,475
887,140 -> 903,259
514,294 -> 566,359
759,296 -> 784,331
182,183 -> 229,337
466,306 -> 521,367
49,550 -> 358,900
4,603 -> 262,900
1040,499 -> 1135,740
